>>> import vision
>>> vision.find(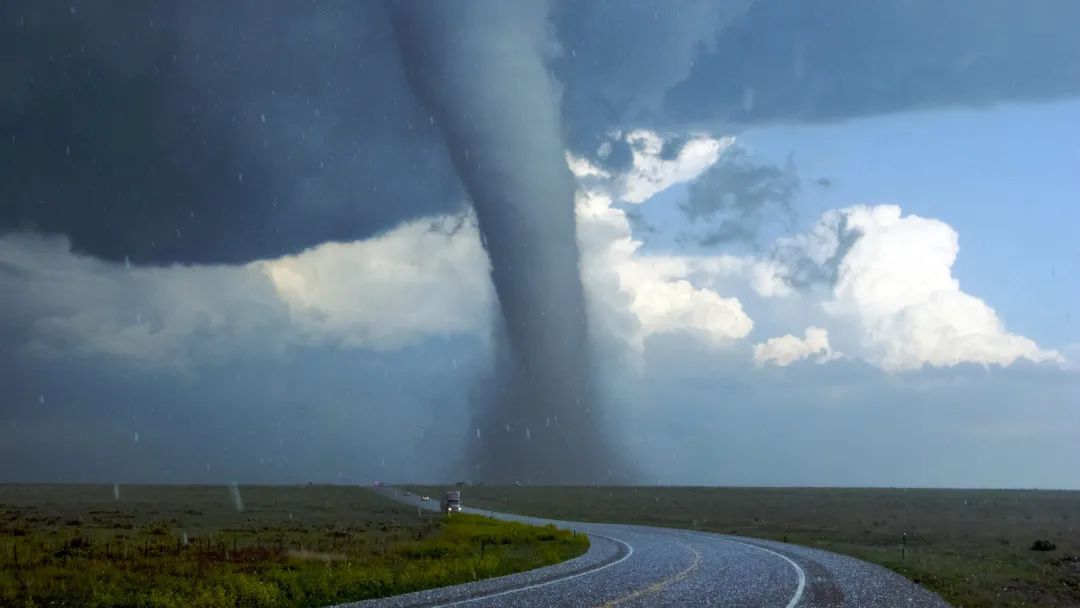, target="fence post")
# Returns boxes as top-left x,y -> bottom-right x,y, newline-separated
901,532 -> 906,561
